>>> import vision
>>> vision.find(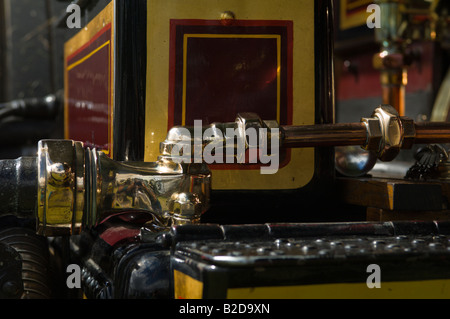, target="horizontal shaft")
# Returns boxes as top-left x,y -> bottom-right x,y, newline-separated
414,122 -> 450,145
281,123 -> 367,147
281,122 -> 450,148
